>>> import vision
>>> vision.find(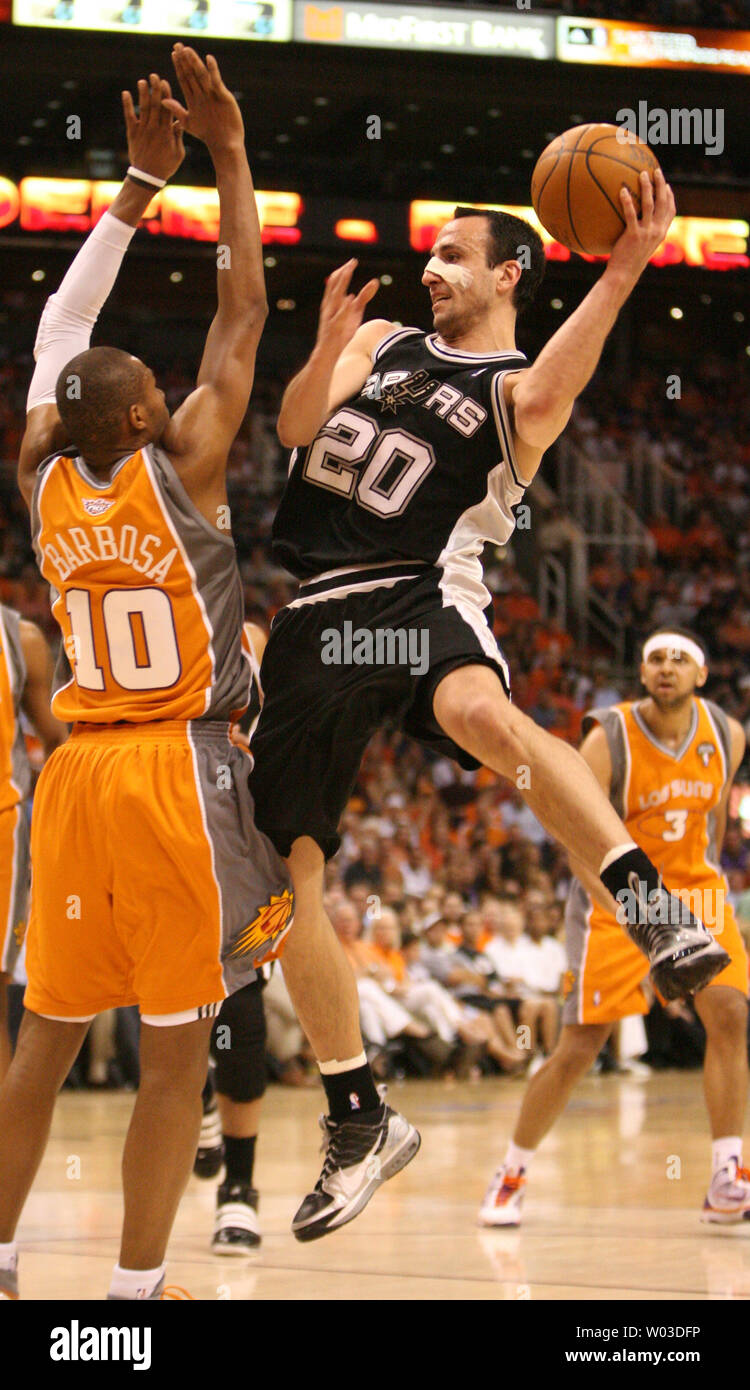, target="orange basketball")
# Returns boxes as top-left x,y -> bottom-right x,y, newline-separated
531,123 -> 661,257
